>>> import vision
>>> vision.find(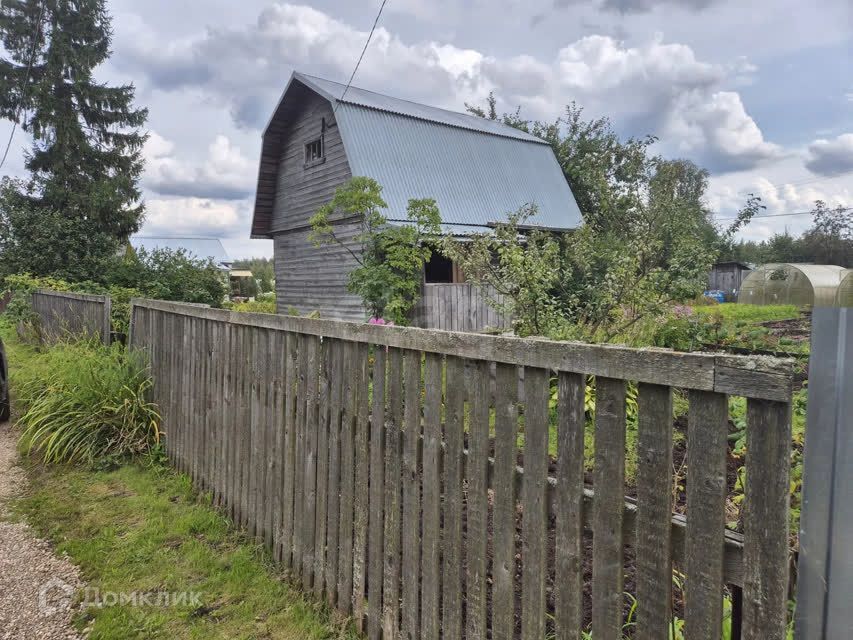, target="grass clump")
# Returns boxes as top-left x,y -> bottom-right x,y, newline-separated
13,335 -> 160,464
